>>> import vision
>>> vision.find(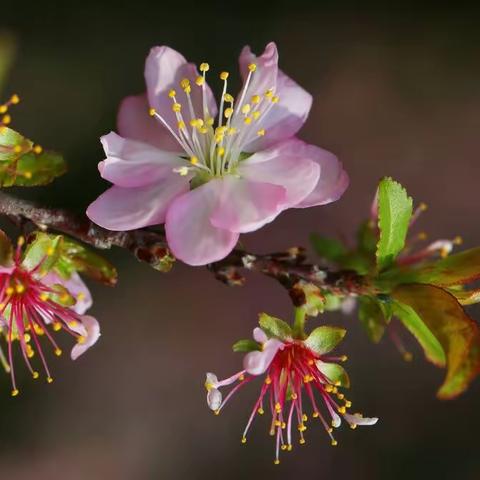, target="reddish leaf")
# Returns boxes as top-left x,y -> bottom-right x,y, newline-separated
392,283 -> 480,399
